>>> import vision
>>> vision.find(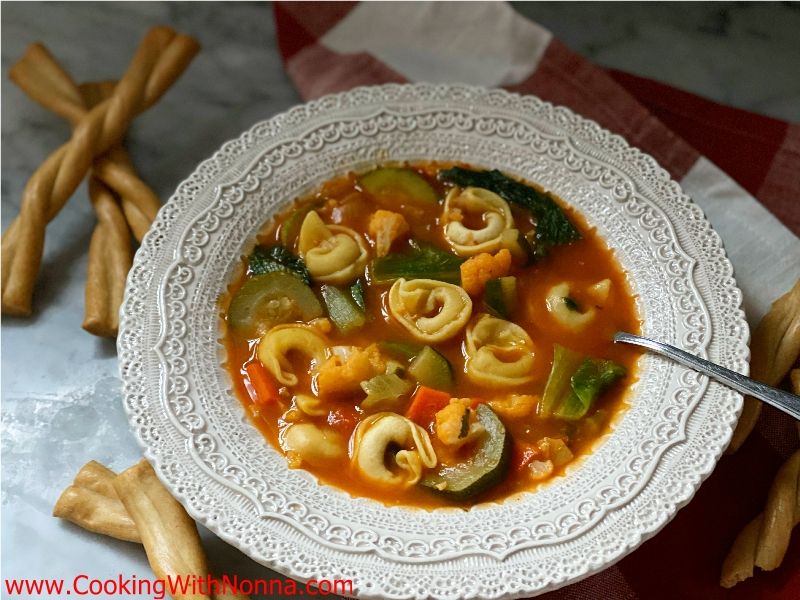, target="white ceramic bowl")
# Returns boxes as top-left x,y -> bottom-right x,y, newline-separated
118,83 -> 748,599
